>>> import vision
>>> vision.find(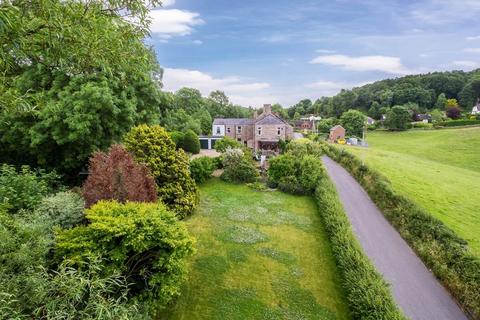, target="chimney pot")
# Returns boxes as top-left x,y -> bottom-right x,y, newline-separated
263,104 -> 272,114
